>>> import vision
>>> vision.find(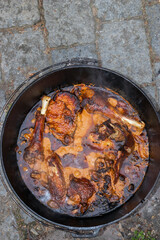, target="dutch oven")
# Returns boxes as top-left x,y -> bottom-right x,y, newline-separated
0,59 -> 160,238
